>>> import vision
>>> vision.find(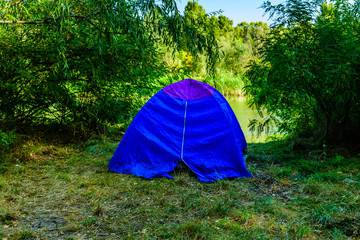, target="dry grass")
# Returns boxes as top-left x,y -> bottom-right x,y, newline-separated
0,137 -> 359,239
